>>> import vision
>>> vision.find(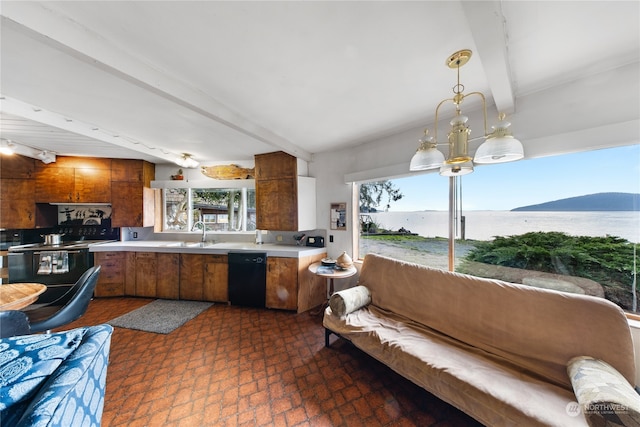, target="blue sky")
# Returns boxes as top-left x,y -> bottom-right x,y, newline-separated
386,144 -> 640,211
